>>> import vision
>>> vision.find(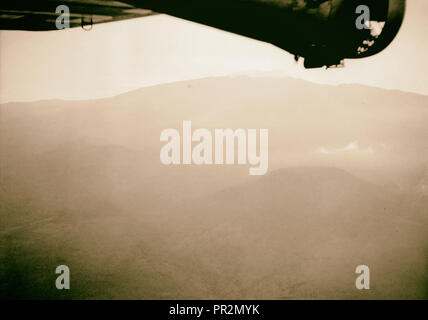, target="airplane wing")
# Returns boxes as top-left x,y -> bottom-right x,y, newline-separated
0,0 -> 157,31
0,0 -> 406,69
